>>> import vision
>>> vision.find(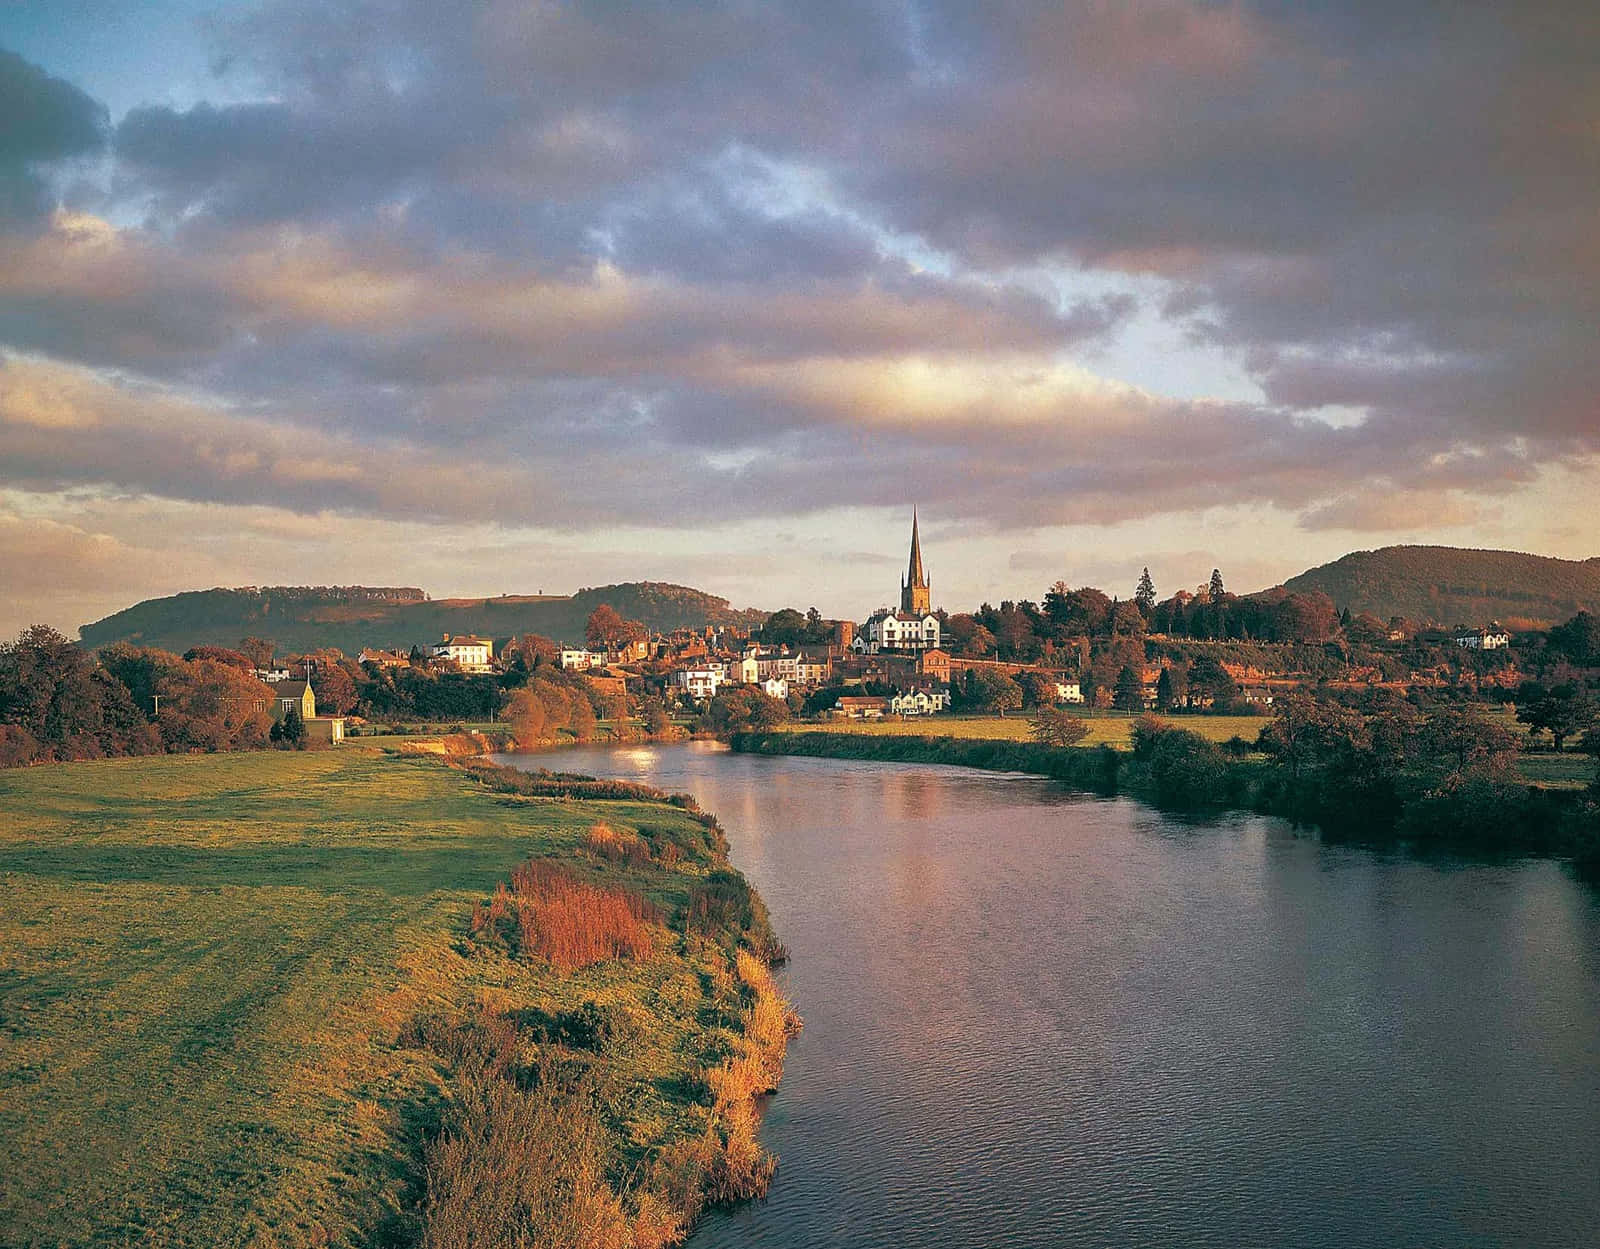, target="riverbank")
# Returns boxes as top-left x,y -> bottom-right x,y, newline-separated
0,744 -> 791,1246
731,729 -> 1600,867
